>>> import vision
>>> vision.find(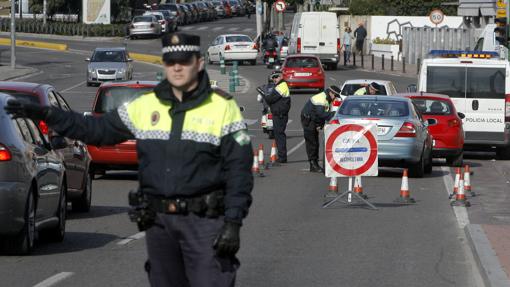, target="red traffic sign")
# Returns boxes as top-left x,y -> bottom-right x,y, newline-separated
274,0 -> 286,12
325,123 -> 378,177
